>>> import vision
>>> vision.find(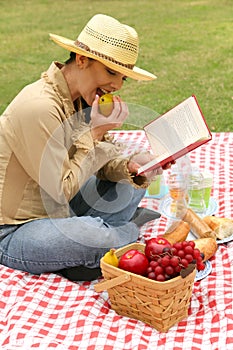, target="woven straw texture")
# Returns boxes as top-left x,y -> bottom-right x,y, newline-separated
99,243 -> 196,332
49,14 -> 157,81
